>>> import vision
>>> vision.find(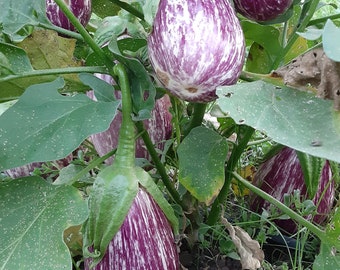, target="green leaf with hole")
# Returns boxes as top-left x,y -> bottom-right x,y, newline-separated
0,176 -> 88,270
0,77 -> 120,171
216,81 -> 340,163
177,126 -> 228,205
